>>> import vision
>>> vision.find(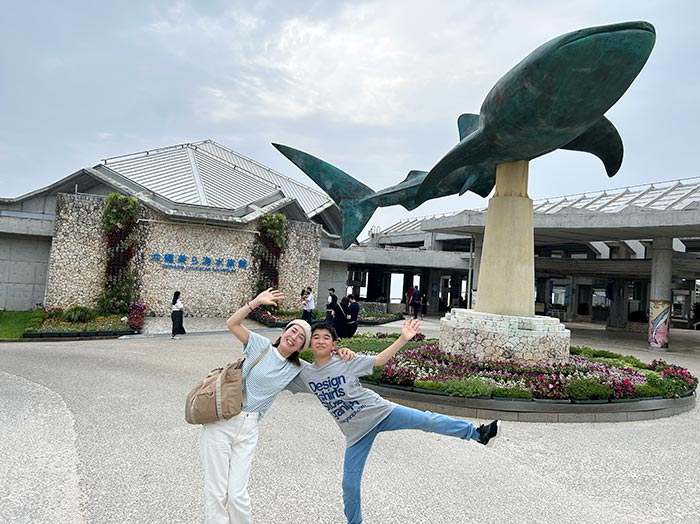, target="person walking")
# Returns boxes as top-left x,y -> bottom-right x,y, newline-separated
289,320 -> 500,524
171,291 -> 186,339
346,294 -> 360,337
